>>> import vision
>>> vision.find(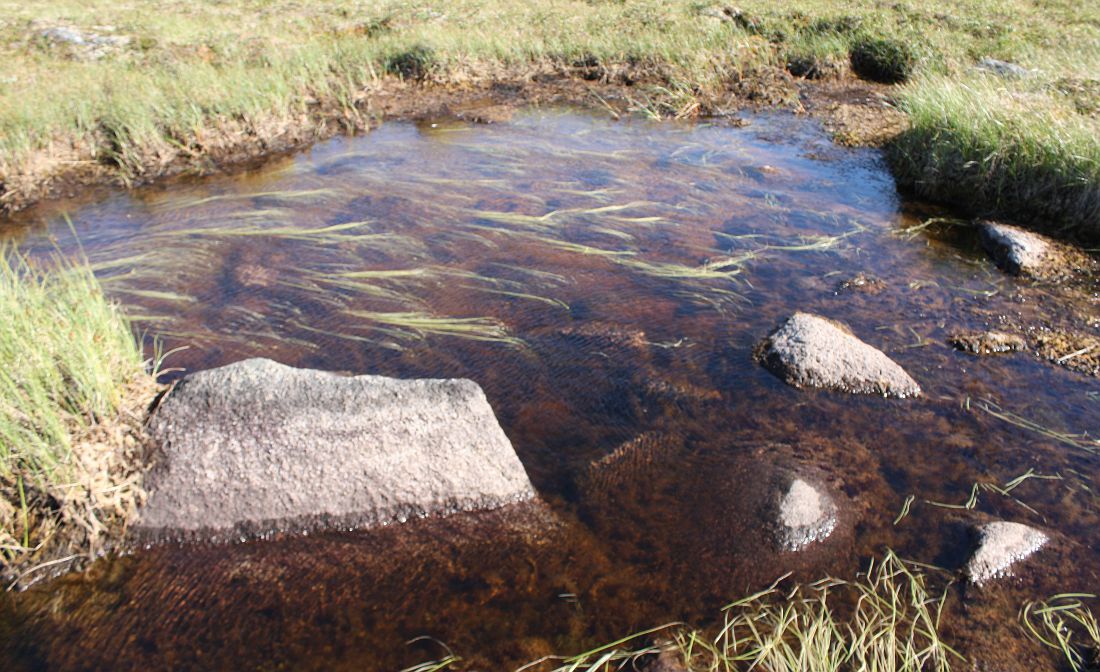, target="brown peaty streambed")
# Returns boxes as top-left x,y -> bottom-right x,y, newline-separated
0,109 -> 1098,671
